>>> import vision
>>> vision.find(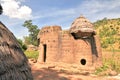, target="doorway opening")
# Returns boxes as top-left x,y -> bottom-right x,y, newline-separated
80,59 -> 86,65
43,44 -> 47,62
